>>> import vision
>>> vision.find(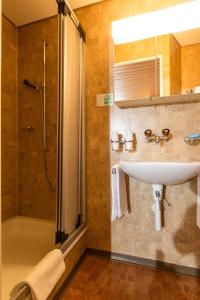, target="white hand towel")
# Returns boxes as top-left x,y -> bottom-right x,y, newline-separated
10,249 -> 65,300
197,175 -> 200,228
111,164 -> 128,221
